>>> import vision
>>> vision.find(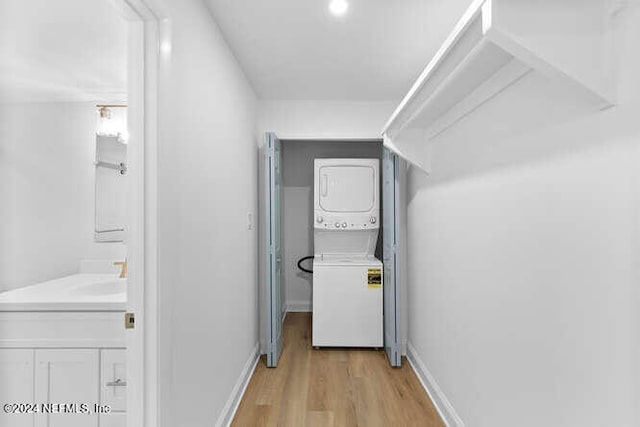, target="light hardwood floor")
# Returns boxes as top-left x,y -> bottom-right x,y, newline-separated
232,312 -> 444,427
